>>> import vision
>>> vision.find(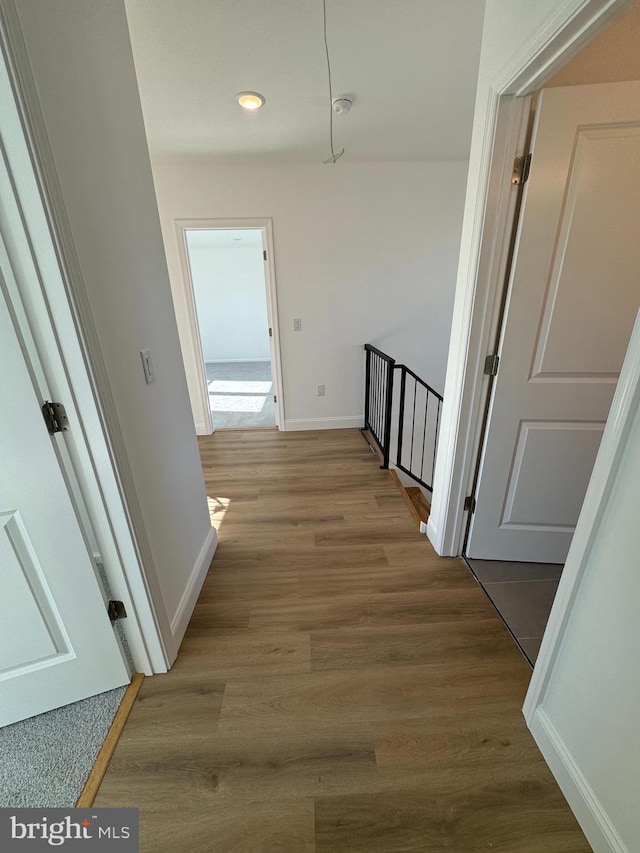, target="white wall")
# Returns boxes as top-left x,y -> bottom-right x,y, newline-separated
188,245 -> 270,362
152,159 -> 467,431
14,0 -> 215,653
